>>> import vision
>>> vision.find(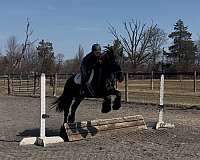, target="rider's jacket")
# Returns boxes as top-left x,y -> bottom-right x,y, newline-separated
80,52 -> 100,83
